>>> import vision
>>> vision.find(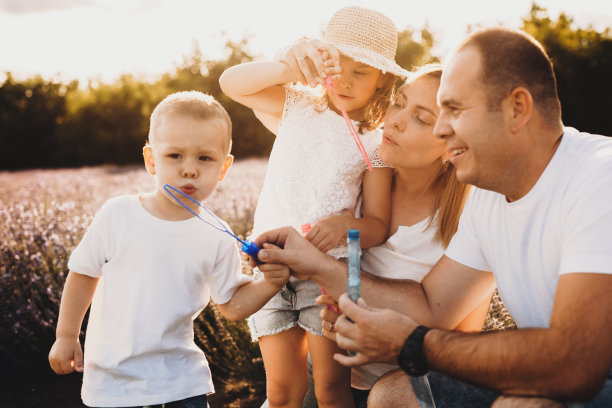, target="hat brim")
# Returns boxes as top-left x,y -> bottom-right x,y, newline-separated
334,43 -> 411,78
